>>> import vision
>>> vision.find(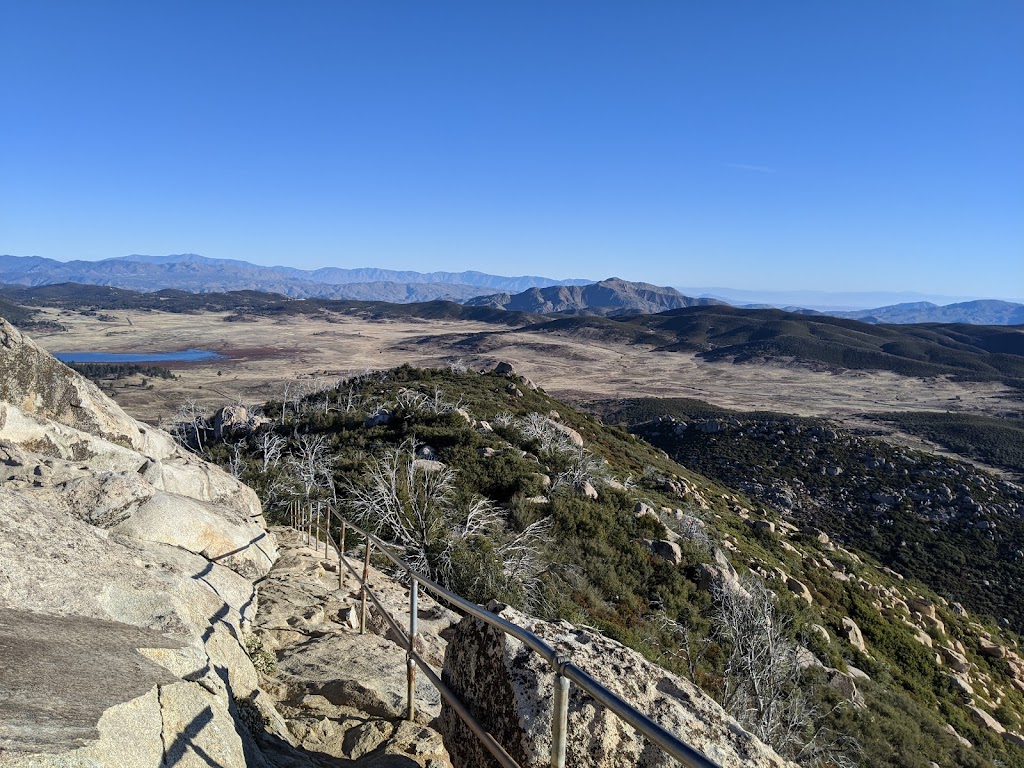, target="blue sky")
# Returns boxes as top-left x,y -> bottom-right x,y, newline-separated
2,1 -> 1022,297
